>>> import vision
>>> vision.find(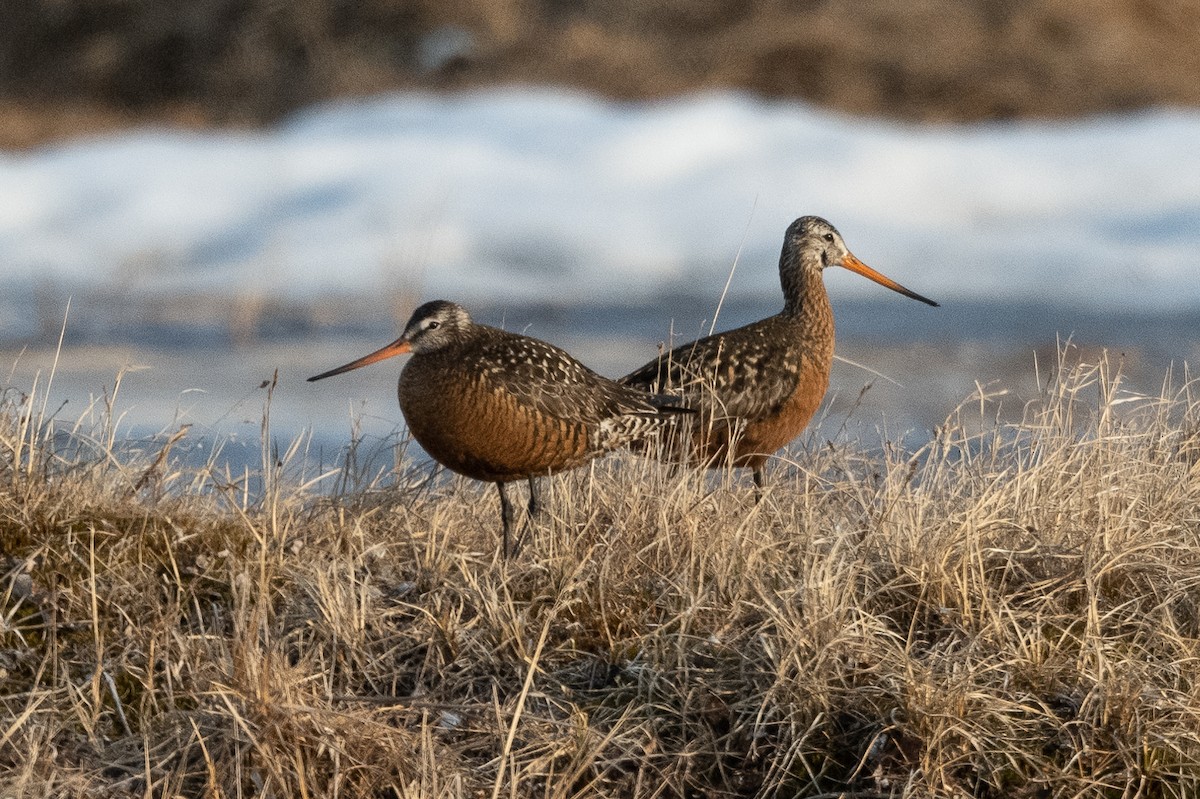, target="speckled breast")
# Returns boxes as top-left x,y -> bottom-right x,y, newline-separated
691,322 -> 835,469
398,354 -> 597,483
725,350 -> 831,467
